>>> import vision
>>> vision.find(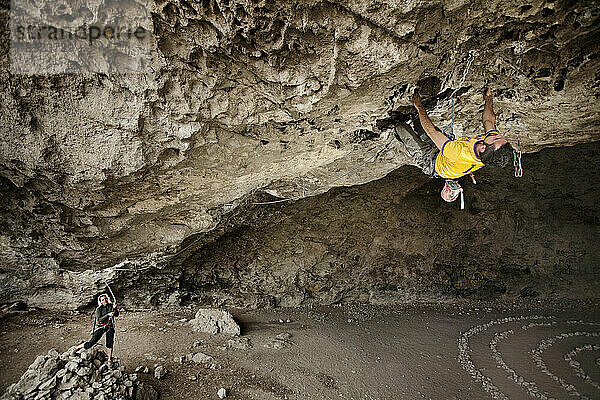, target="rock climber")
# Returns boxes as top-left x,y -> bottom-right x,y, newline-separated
394,87 -> 514,203
74,294 -> 119,366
